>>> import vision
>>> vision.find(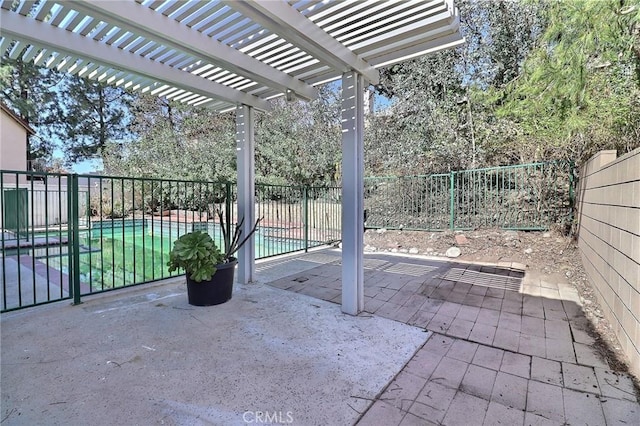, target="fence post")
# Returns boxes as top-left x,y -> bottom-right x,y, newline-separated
303,186 -> 309,252
568,161 -> 577,234
225,181 -> 232,226
449,171 -> 455,231
568,161 -> 576,208
70,174 -> 82,305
